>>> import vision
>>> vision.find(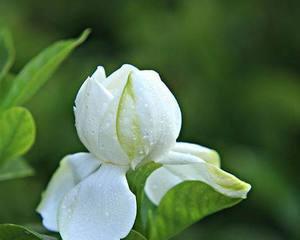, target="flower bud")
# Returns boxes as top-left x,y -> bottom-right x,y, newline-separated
74,64 -> 181,168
